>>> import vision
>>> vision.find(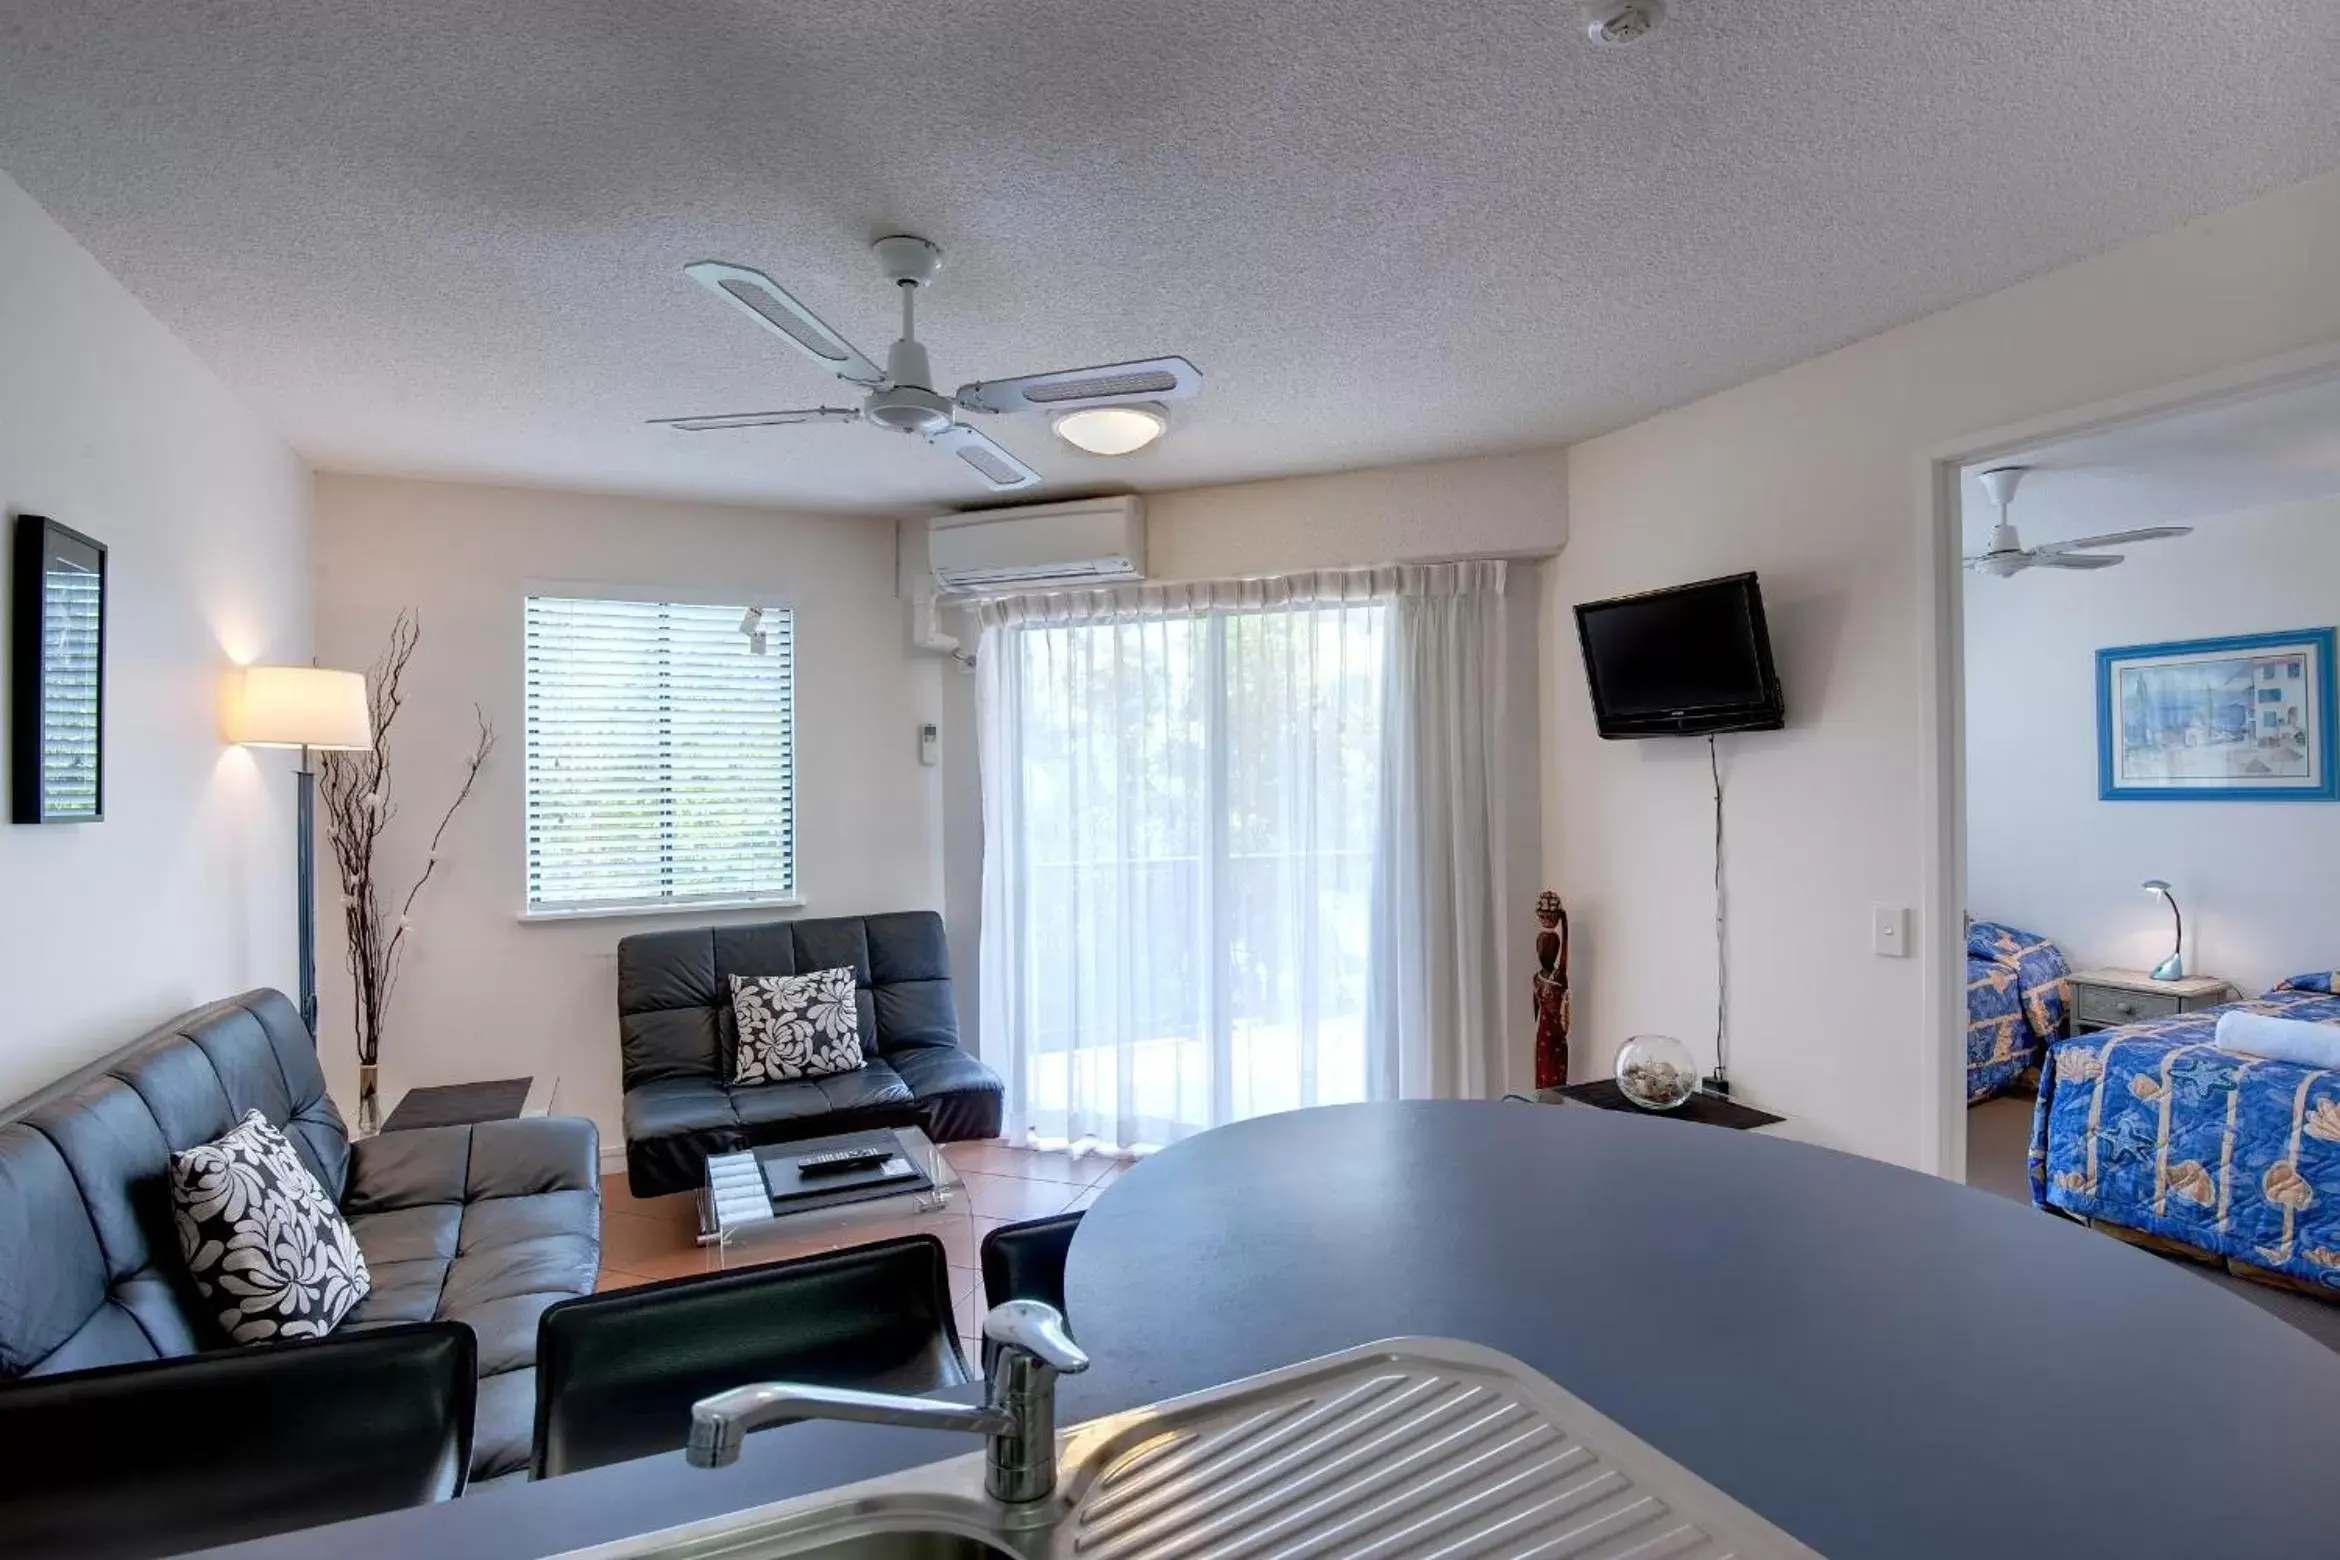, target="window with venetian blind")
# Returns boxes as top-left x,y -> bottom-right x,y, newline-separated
522,596 -> 796,915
